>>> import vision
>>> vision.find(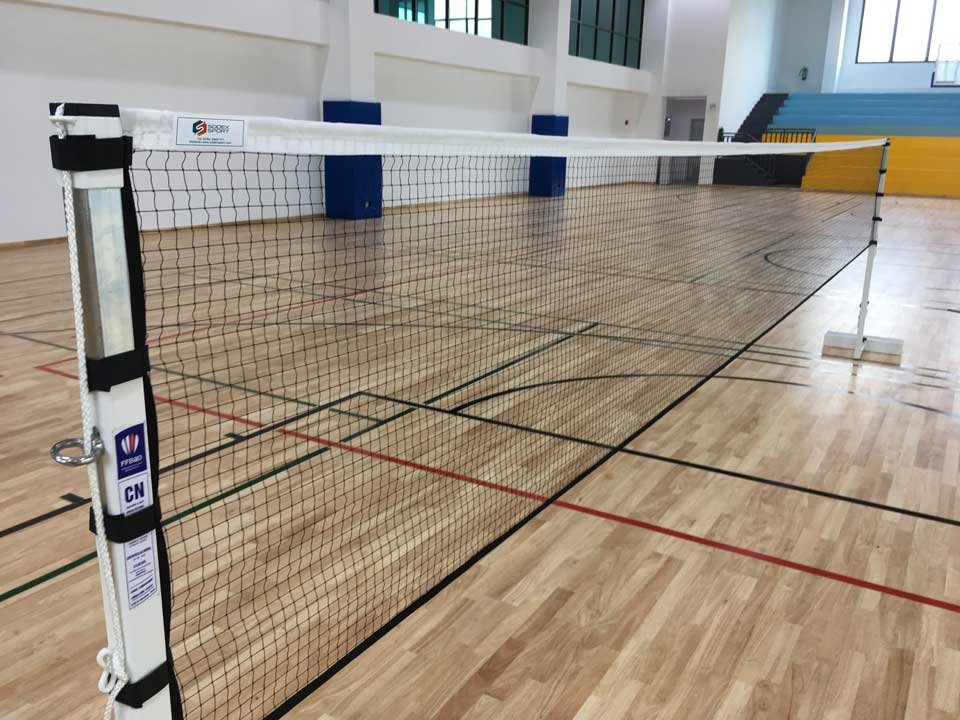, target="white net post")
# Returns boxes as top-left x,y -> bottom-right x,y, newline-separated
853,140 -> 889,360
48,104 -> 174,720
